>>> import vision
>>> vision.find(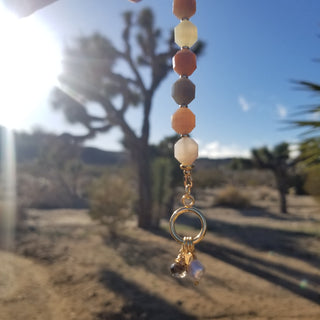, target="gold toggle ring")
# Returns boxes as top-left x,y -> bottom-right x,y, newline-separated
169,207 -> 207,244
